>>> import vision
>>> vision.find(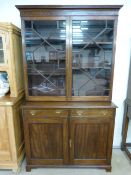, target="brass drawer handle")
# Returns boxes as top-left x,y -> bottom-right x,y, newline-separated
56,111 -> 61,114
30,111 -> 36,116
77,111 -> 83,116
102,112 -> 107,116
